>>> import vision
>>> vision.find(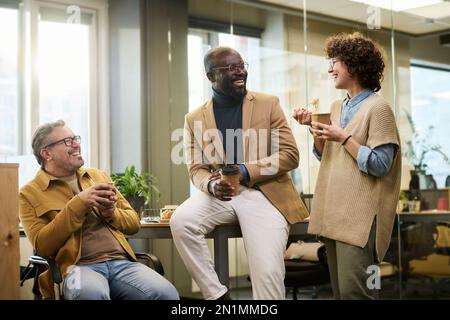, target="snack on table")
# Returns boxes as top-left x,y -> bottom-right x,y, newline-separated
159,205 -> 178,223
